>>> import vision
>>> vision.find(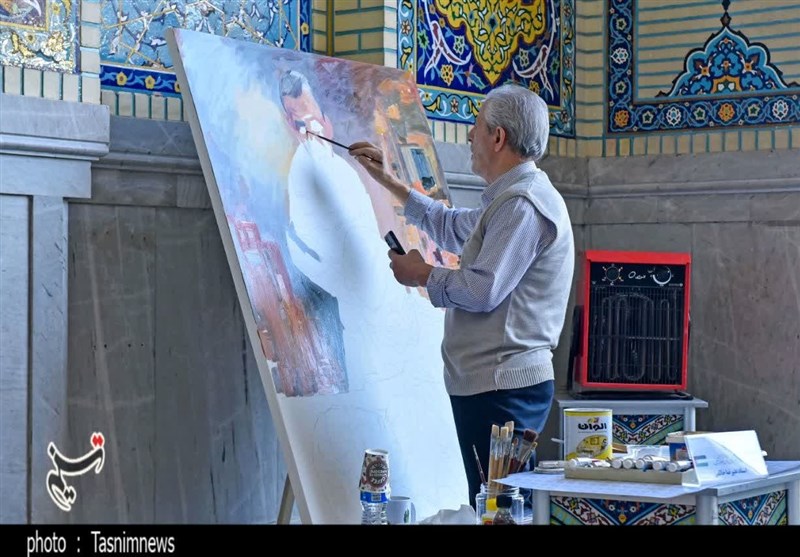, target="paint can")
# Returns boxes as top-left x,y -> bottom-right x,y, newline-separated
563,408 -> 612,461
